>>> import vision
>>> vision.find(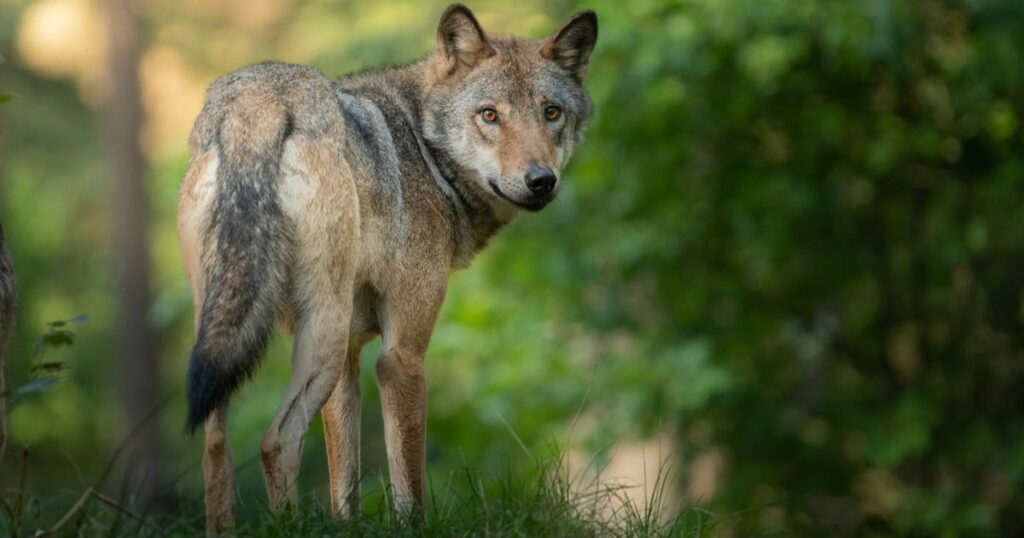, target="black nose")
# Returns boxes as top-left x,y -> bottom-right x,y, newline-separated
525,165 -> 557,195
